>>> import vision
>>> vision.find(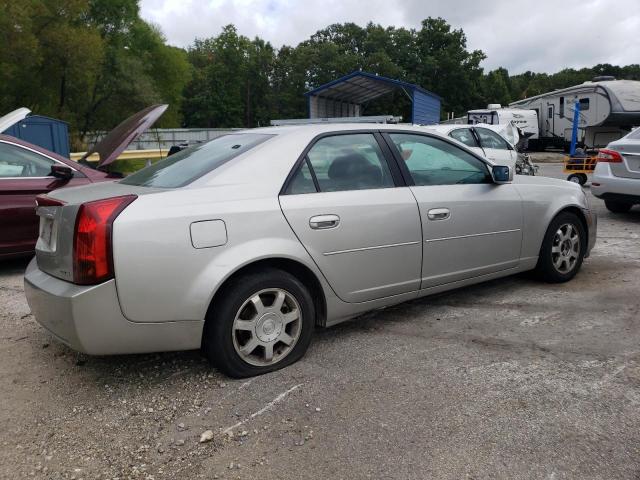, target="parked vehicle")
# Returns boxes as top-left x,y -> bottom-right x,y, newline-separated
592,127 -> 640,212
467,105 -> 539,142
509,77 -> 640,150
24,124 -> 597,378
479,123 -> 538,175
422,123 -> 518,169
0,105 -> 167,259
